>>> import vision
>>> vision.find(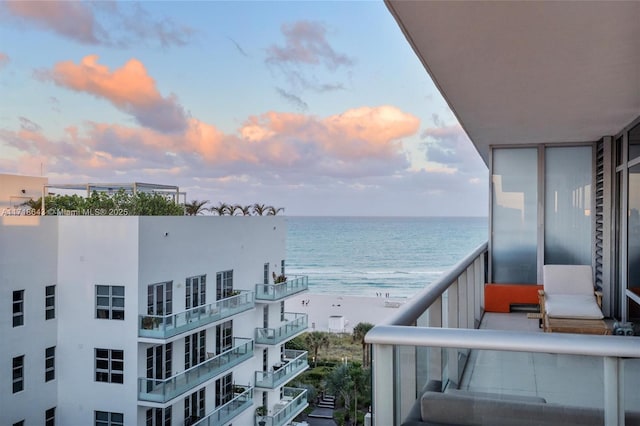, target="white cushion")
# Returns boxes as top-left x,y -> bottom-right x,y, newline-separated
543,265 -> 594,295
545,294 -> 604,319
